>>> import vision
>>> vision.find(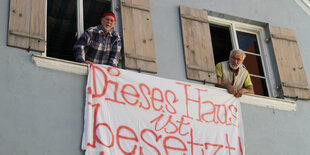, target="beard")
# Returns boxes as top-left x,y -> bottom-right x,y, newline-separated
103,26 -> 112,32
229,61 -> 240,70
